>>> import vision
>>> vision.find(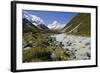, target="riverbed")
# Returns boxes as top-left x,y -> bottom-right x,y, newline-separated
51,33 -> 91,60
